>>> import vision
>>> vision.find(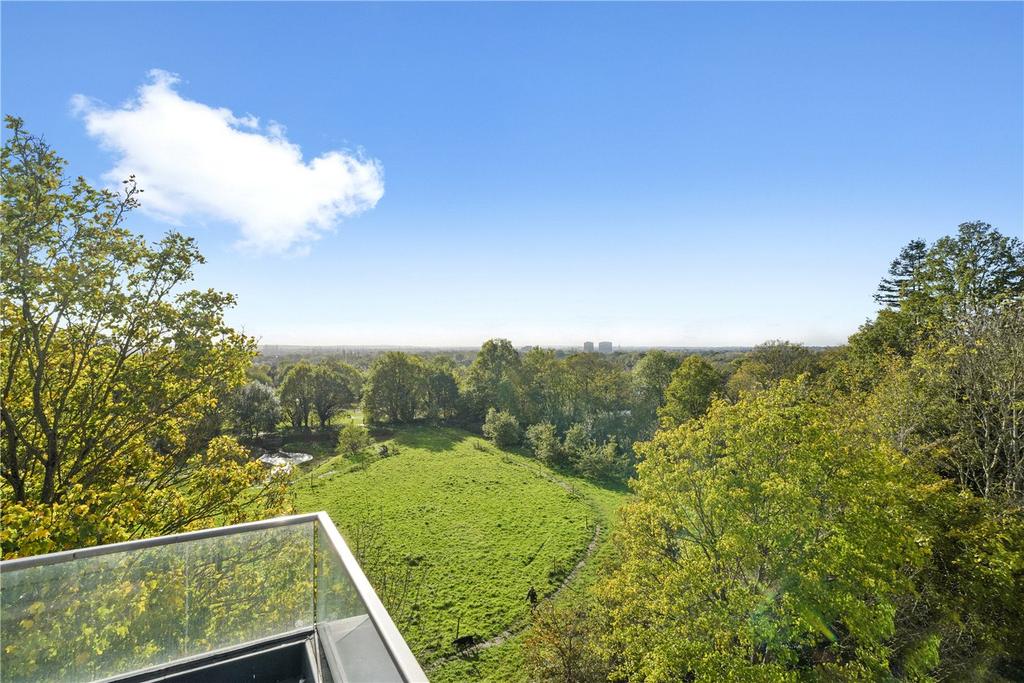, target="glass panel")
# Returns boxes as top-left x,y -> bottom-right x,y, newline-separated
316,534 -> 402,683
184,523 -> 315,654
0,522 -> 315,683
1,543 -> 187,683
